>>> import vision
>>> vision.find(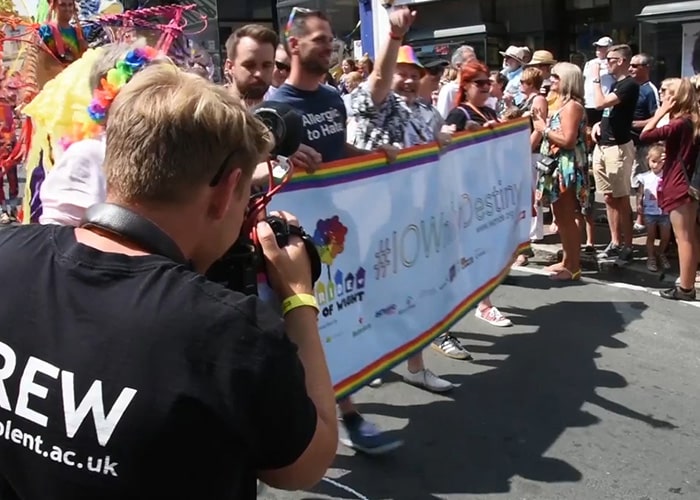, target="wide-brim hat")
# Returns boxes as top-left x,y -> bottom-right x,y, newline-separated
526,50 -> 557,66
499,45 -> 526,64
396,45 -> 425,74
